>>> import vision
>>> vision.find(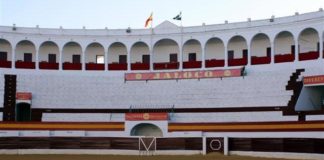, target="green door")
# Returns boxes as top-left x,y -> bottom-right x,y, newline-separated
16,103 -> 31,122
